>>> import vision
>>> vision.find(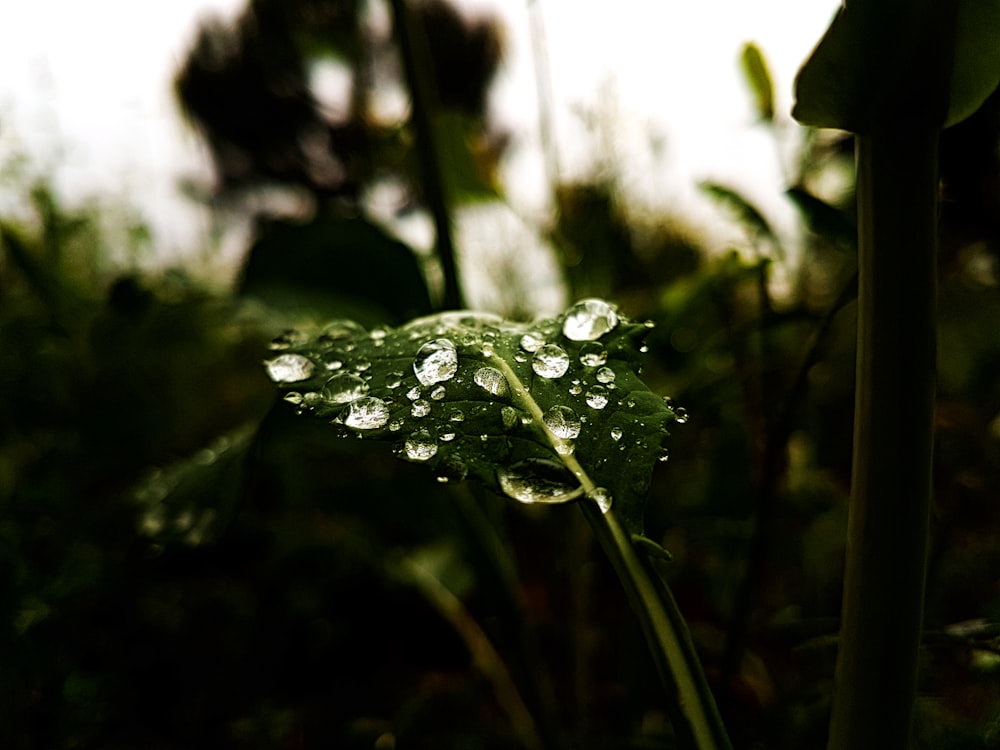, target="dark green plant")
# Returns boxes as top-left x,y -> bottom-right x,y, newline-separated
794,2 -> 1000,749
263,300 -> 732,750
